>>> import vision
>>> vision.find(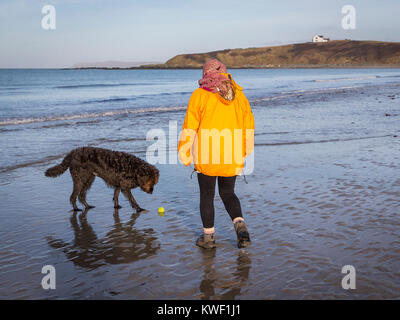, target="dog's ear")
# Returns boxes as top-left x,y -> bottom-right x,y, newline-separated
137,174 -> 148,186
154,172 -> 159,185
